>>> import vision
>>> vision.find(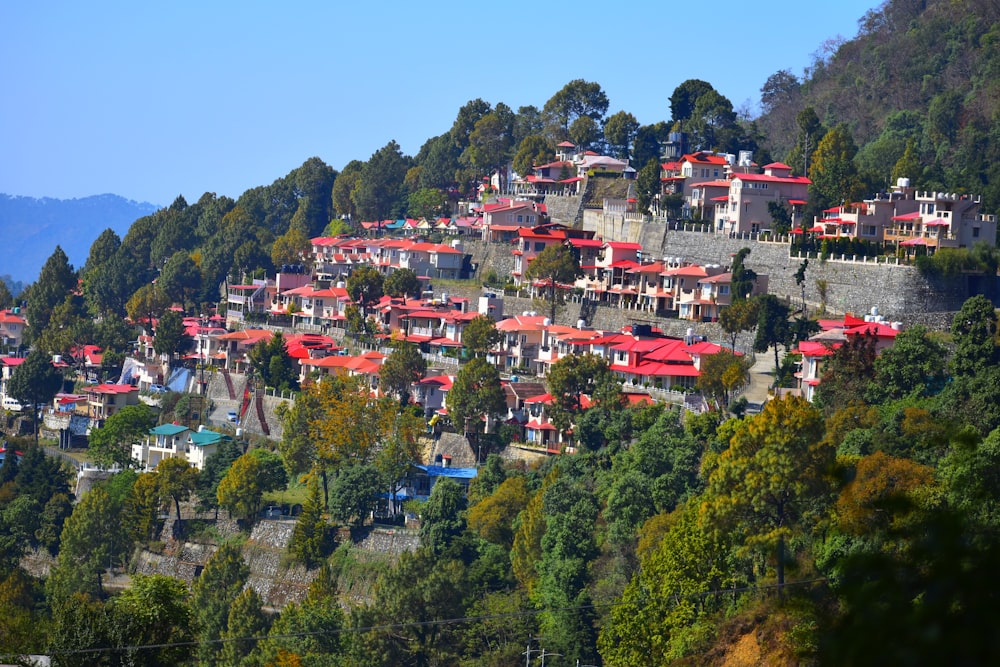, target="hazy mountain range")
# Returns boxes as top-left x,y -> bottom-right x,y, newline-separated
0,193 -> 160,284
